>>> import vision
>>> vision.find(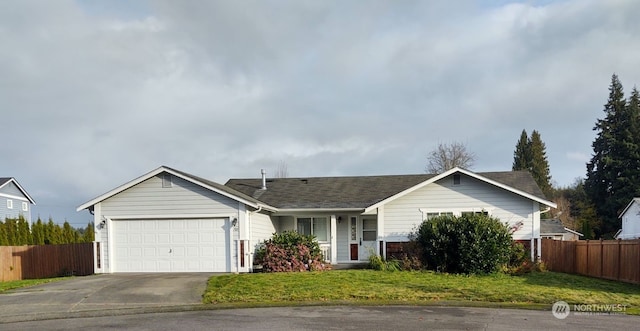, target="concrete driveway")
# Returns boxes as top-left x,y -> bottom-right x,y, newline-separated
0,273 -> 214,323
